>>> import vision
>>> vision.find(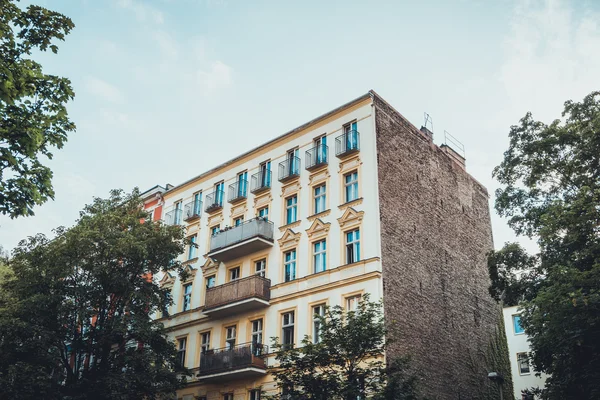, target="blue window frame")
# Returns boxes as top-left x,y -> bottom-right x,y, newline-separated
513,315 -> 524,334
